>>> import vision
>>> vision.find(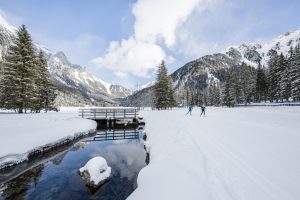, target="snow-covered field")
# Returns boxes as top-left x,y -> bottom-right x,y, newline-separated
128,107 -> 300,200
0,107 -> 96,166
